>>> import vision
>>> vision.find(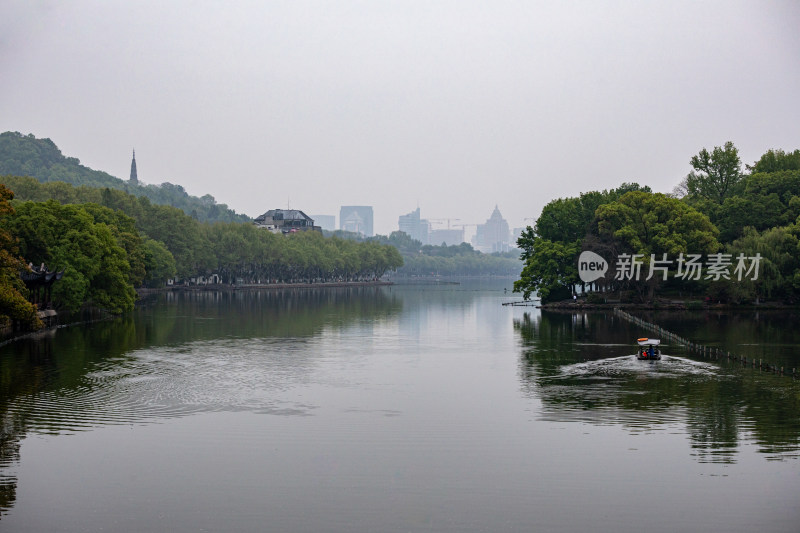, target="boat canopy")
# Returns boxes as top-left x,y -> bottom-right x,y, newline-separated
637,338 -> 661,346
